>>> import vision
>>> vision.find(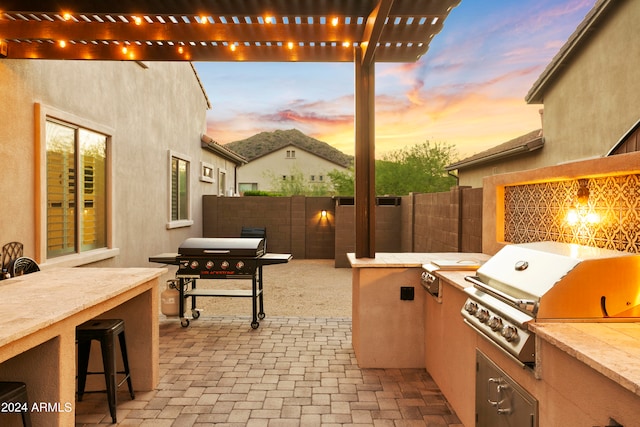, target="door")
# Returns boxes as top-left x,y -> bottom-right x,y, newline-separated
476,350 -> 538,427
